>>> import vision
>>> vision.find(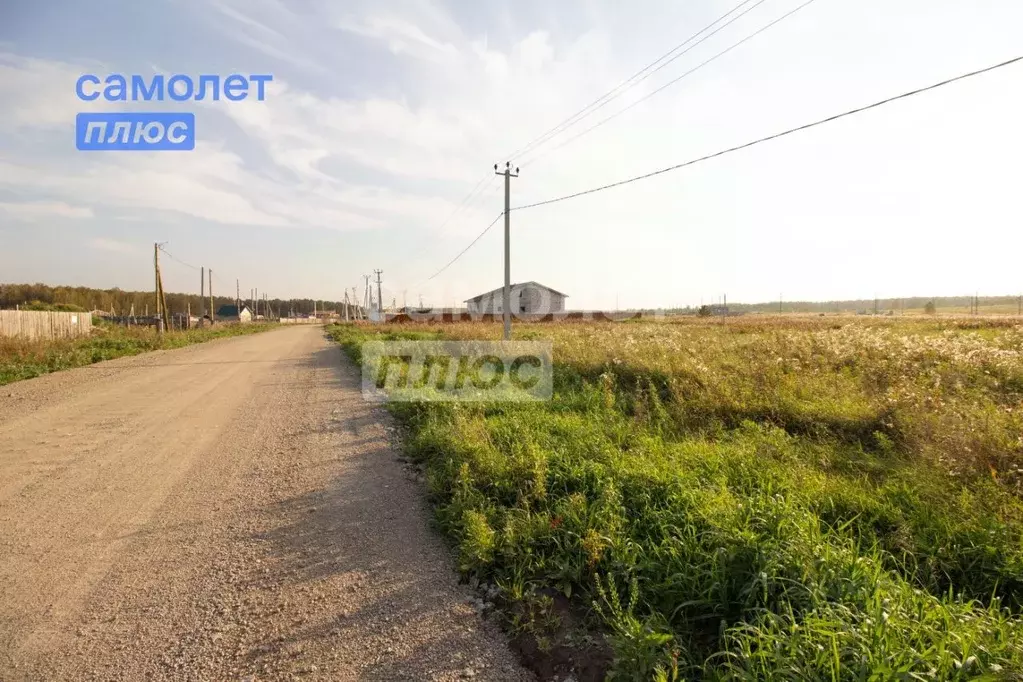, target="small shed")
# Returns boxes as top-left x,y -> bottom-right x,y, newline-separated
215,304 -> 252,323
